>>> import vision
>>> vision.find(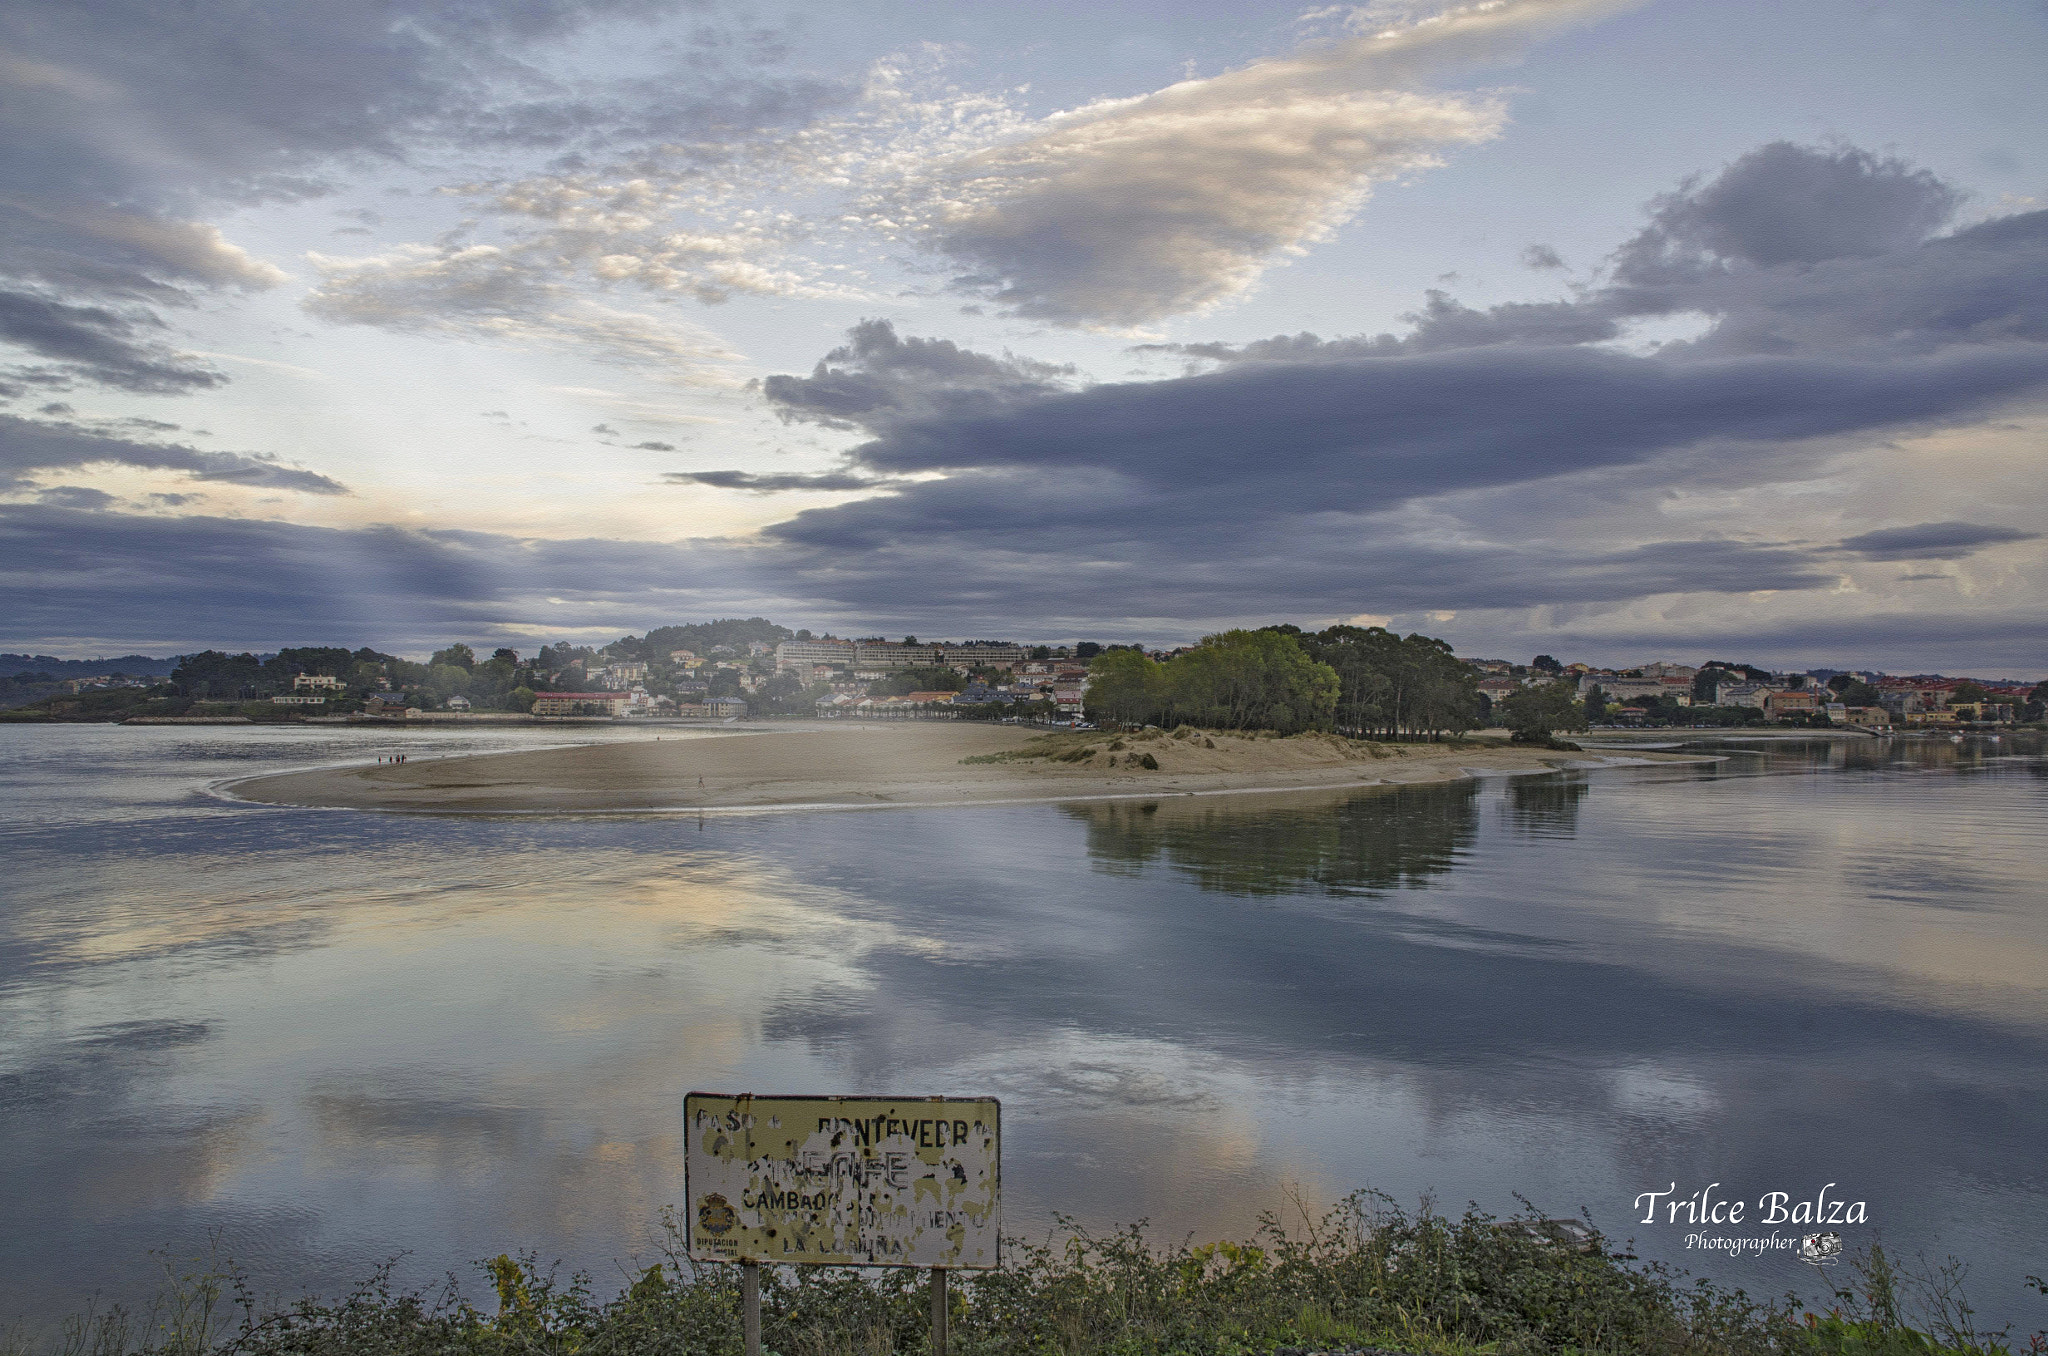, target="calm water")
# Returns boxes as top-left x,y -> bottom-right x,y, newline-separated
2,726 -> 2044,1333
